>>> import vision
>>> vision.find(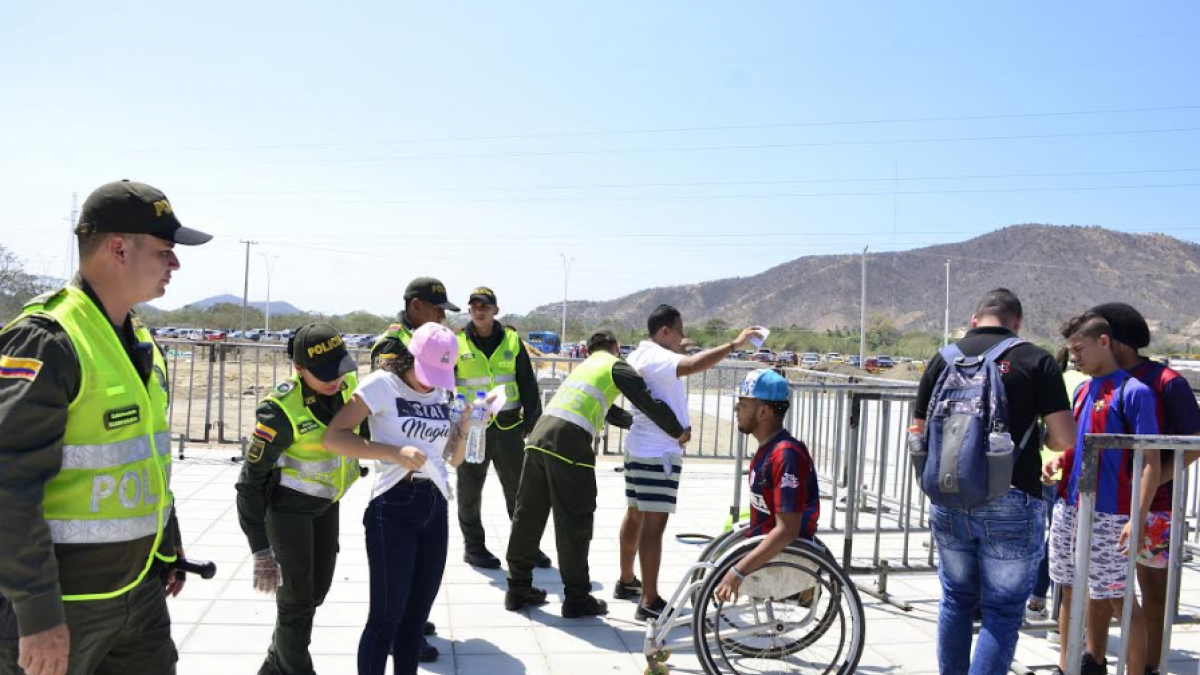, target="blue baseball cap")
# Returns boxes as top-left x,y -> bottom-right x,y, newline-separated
738,369 -> 790,402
